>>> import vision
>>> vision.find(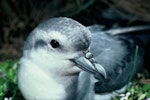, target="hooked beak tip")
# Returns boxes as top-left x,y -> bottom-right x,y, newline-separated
70,51 -> 107,80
